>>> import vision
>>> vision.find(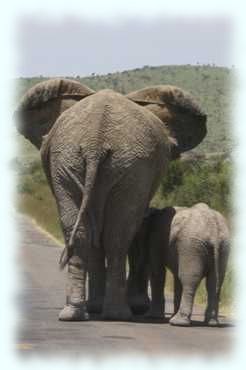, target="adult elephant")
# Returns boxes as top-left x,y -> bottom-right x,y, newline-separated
15,79 -> 207,321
